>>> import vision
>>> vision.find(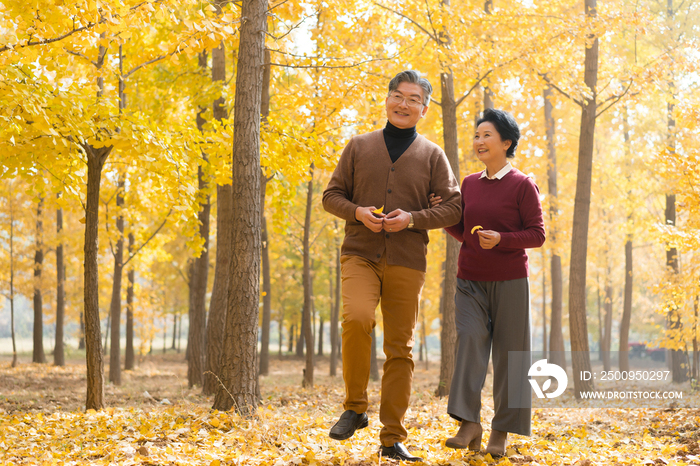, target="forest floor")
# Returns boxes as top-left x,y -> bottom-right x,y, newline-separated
0,351 -> 699,465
